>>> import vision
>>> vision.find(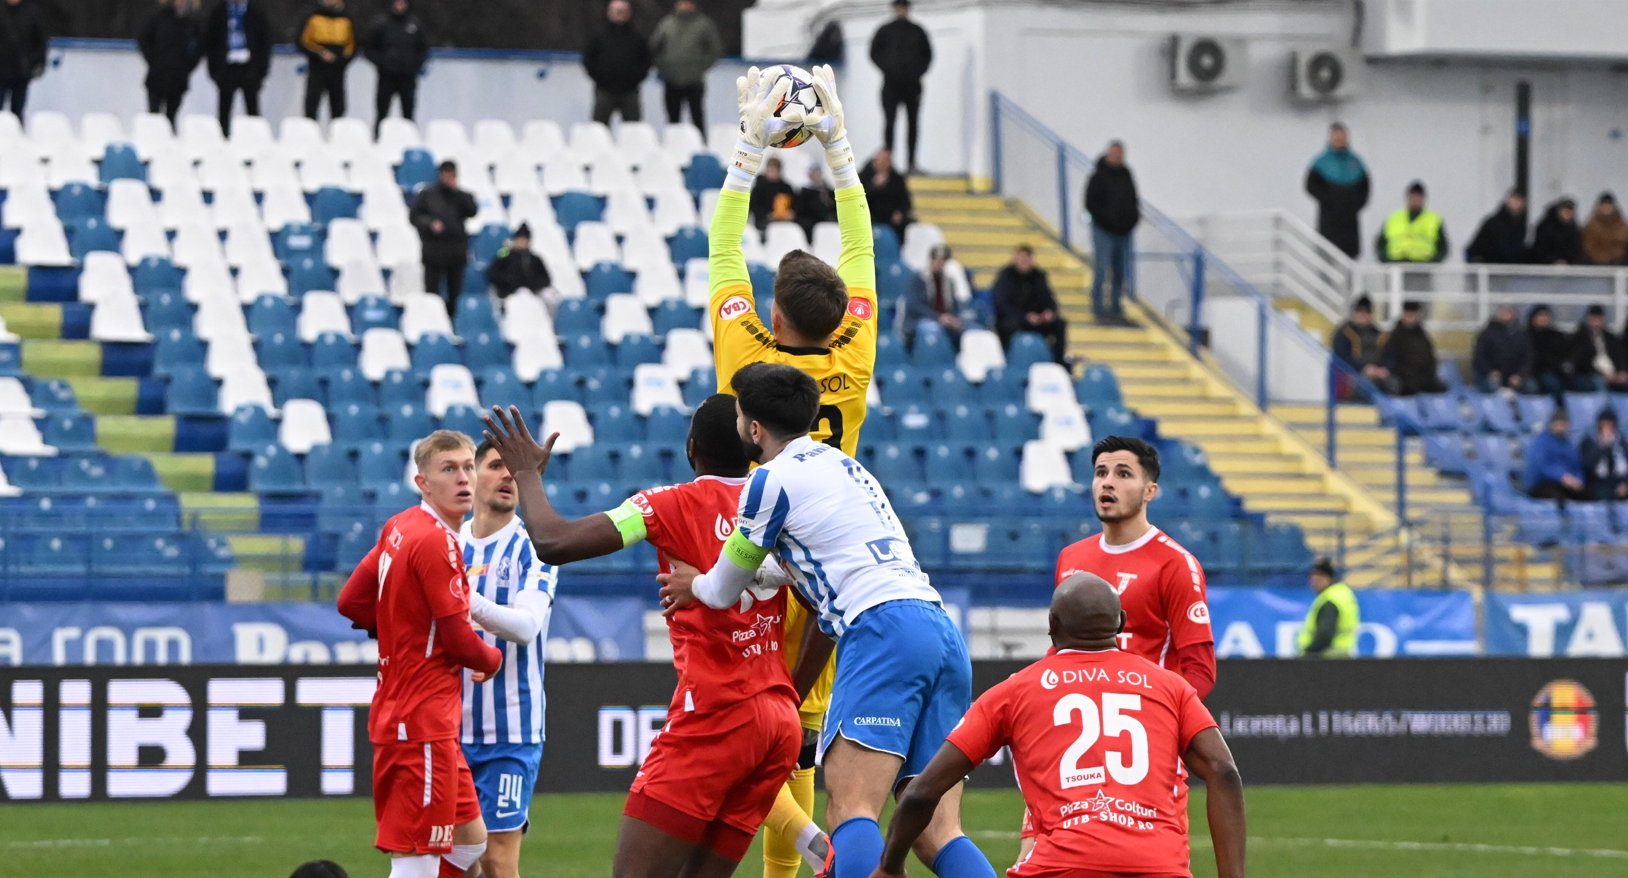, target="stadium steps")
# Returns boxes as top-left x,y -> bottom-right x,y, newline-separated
0,302 -> 63,338
0,266 -> 26,302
